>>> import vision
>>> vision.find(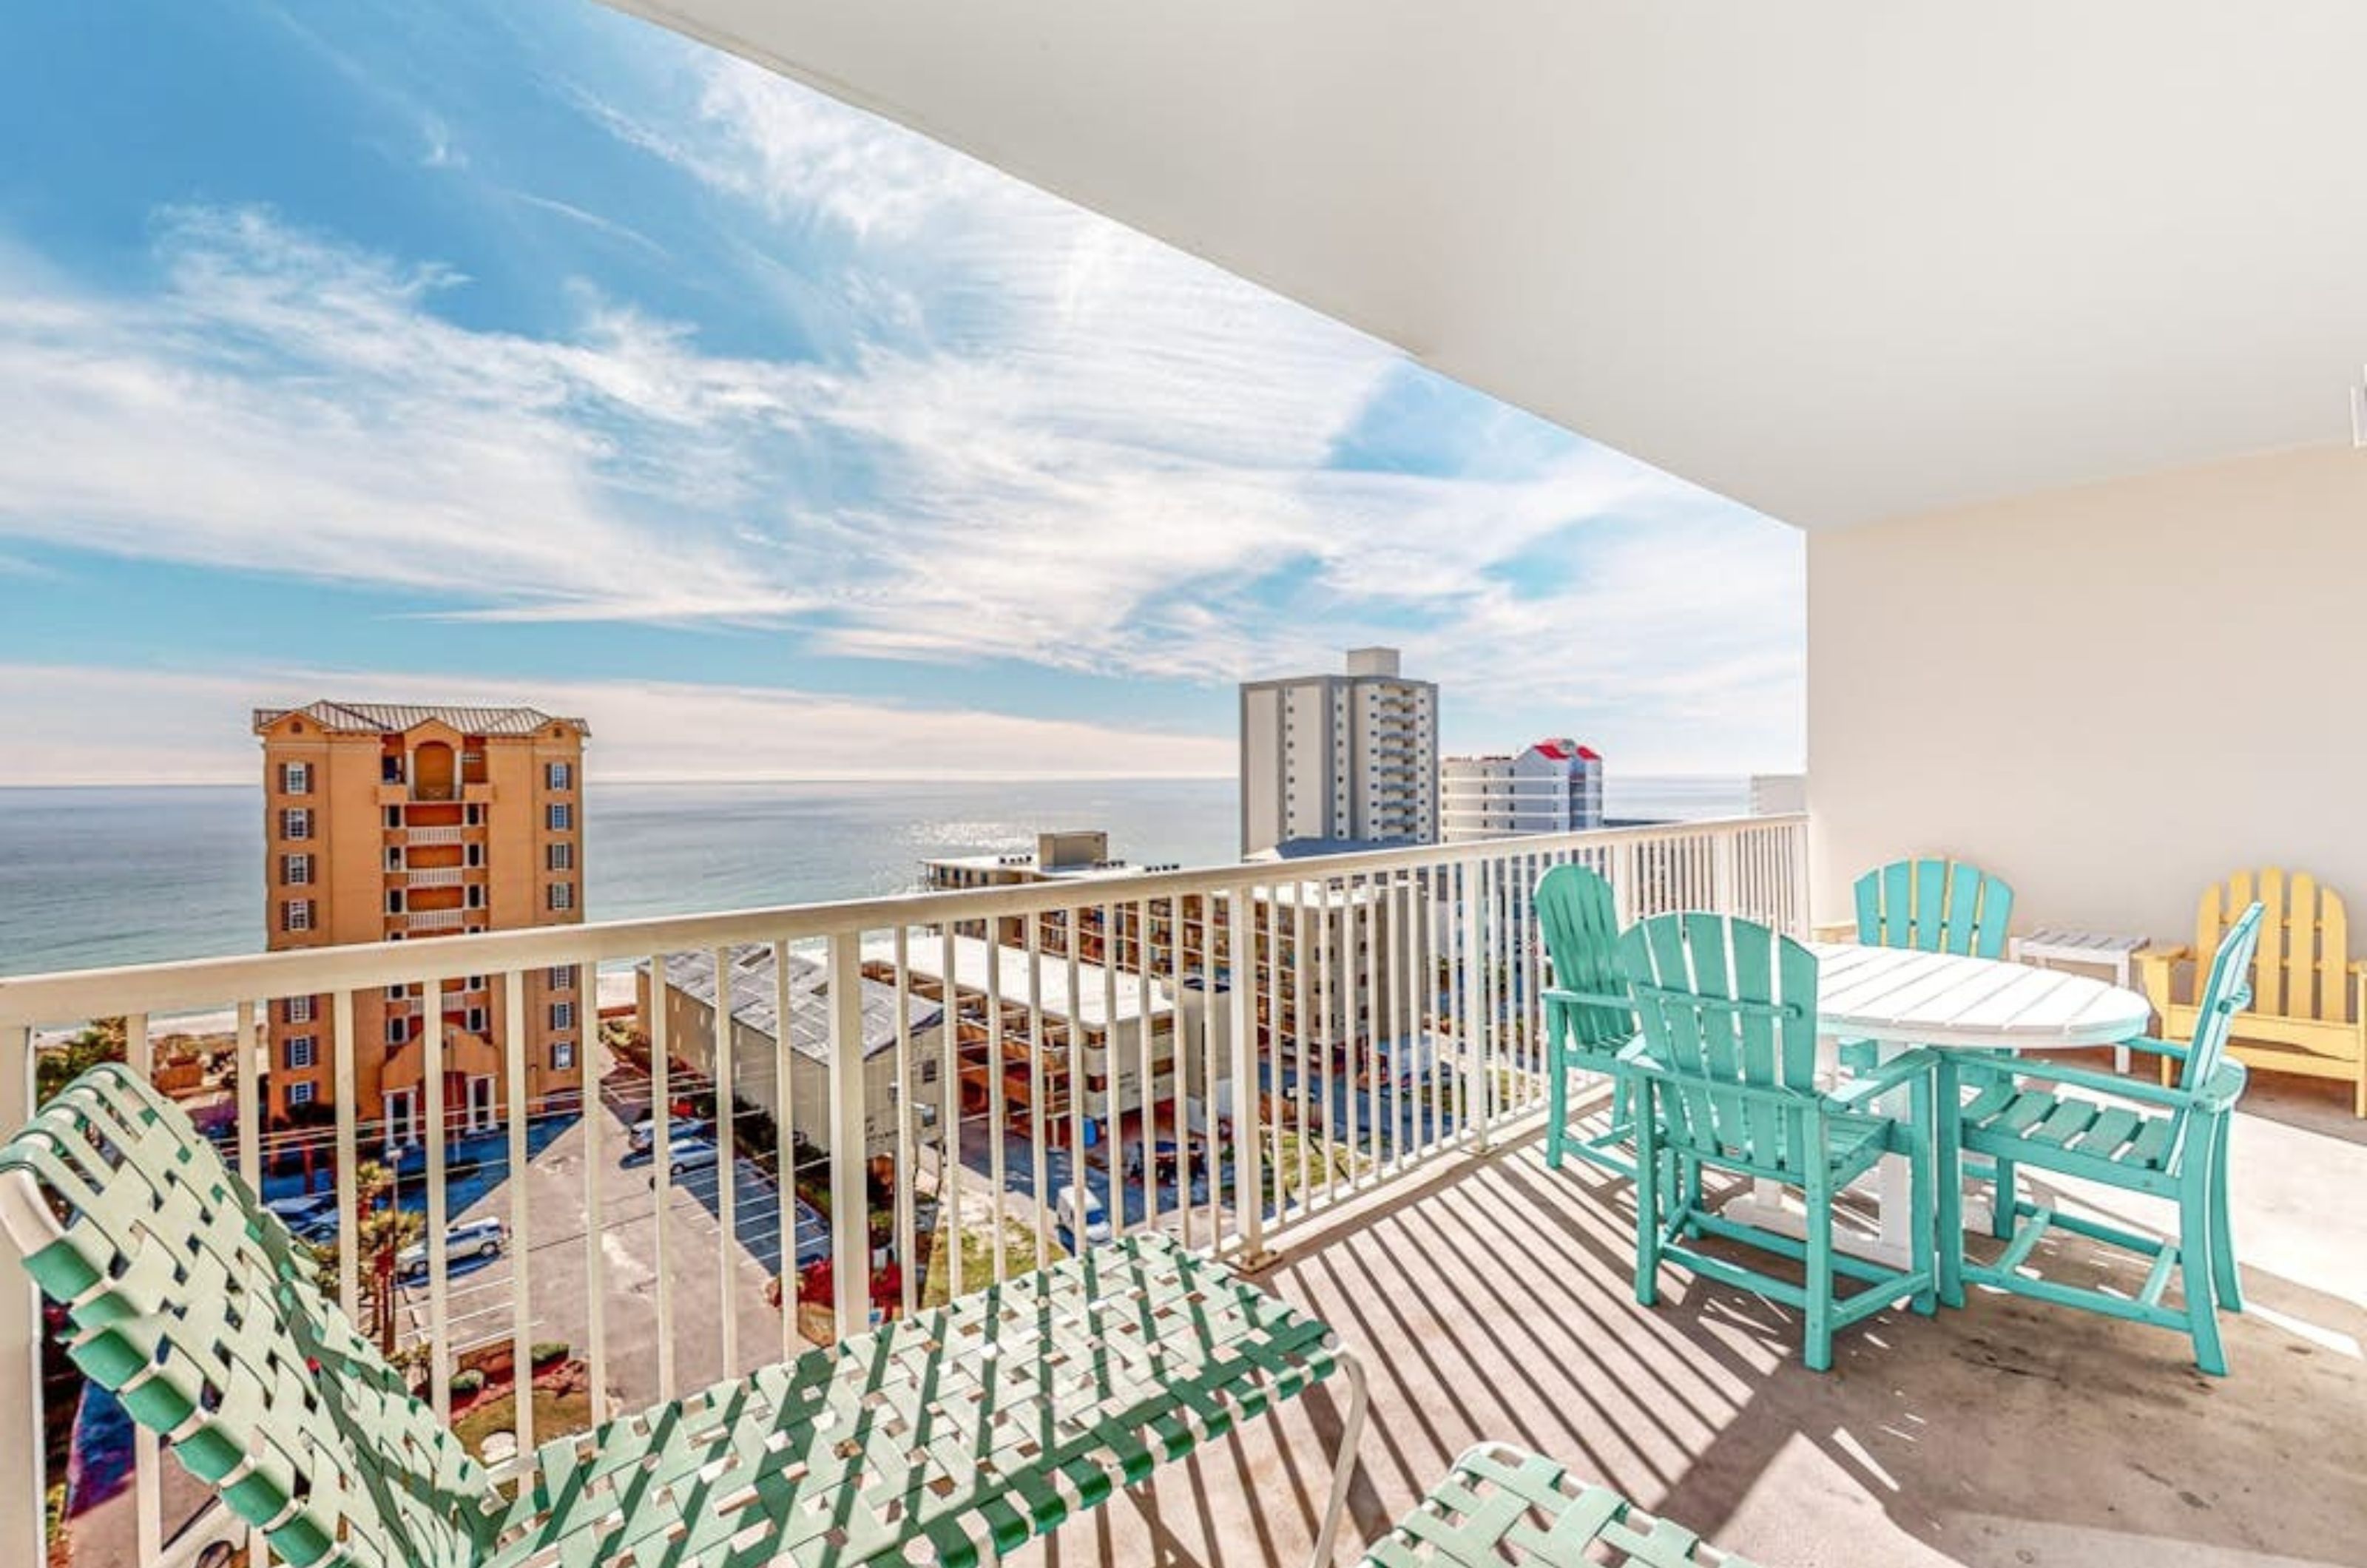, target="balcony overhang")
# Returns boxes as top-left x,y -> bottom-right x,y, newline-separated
601,1 -> 2367,530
